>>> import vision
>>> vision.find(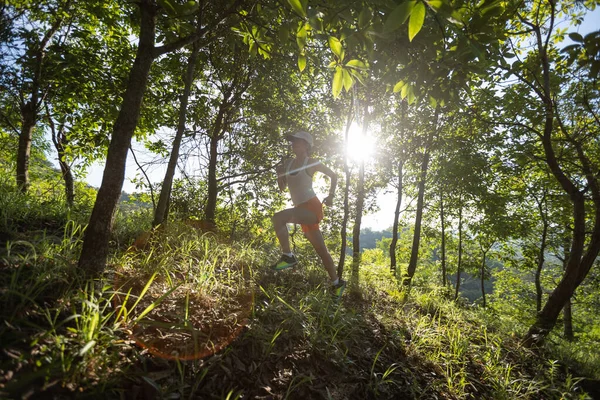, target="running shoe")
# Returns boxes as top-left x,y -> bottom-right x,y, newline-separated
331,279 -> 346,299
270,254 -> 298,270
